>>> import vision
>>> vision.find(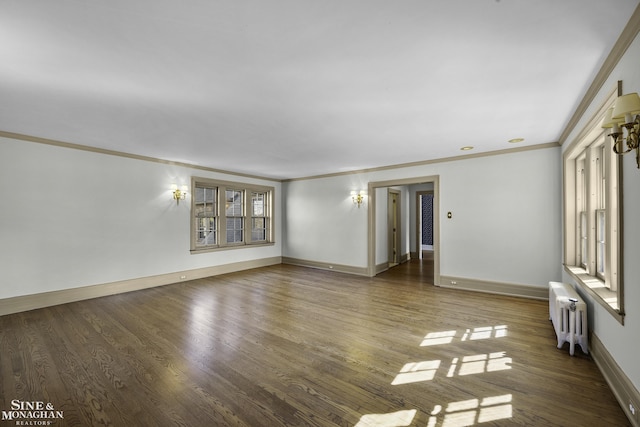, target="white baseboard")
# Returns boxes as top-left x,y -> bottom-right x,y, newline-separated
0,257 -> 282,316
281,257 -> 369,276
438,275 -> 548,300
375,262 -> 389,275
591,333 -> 640,427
